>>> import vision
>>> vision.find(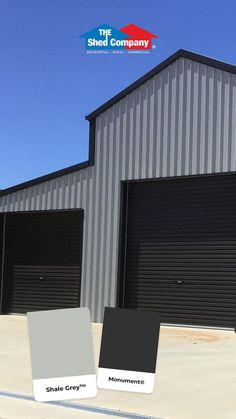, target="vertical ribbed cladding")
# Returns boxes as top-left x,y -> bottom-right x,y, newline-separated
1,56 -> 236,321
